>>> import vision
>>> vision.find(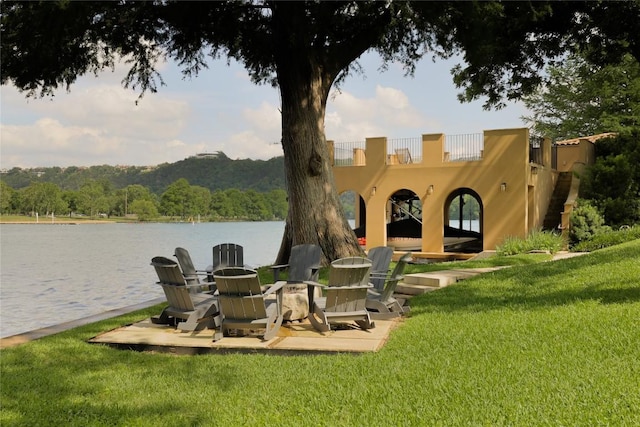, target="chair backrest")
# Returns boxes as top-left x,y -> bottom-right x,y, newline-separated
367,246 -> 393,291
287,244 -> 322,282
380,252 -> 412,302
329,257 -> 372,287
214,268 -> 266,320
395,148 -> 413,164
150,256 -> 195,311
212,243 -> 244,272
325,257 -> 372,312
151,256 -> 186,286
173,247 -> 200,285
